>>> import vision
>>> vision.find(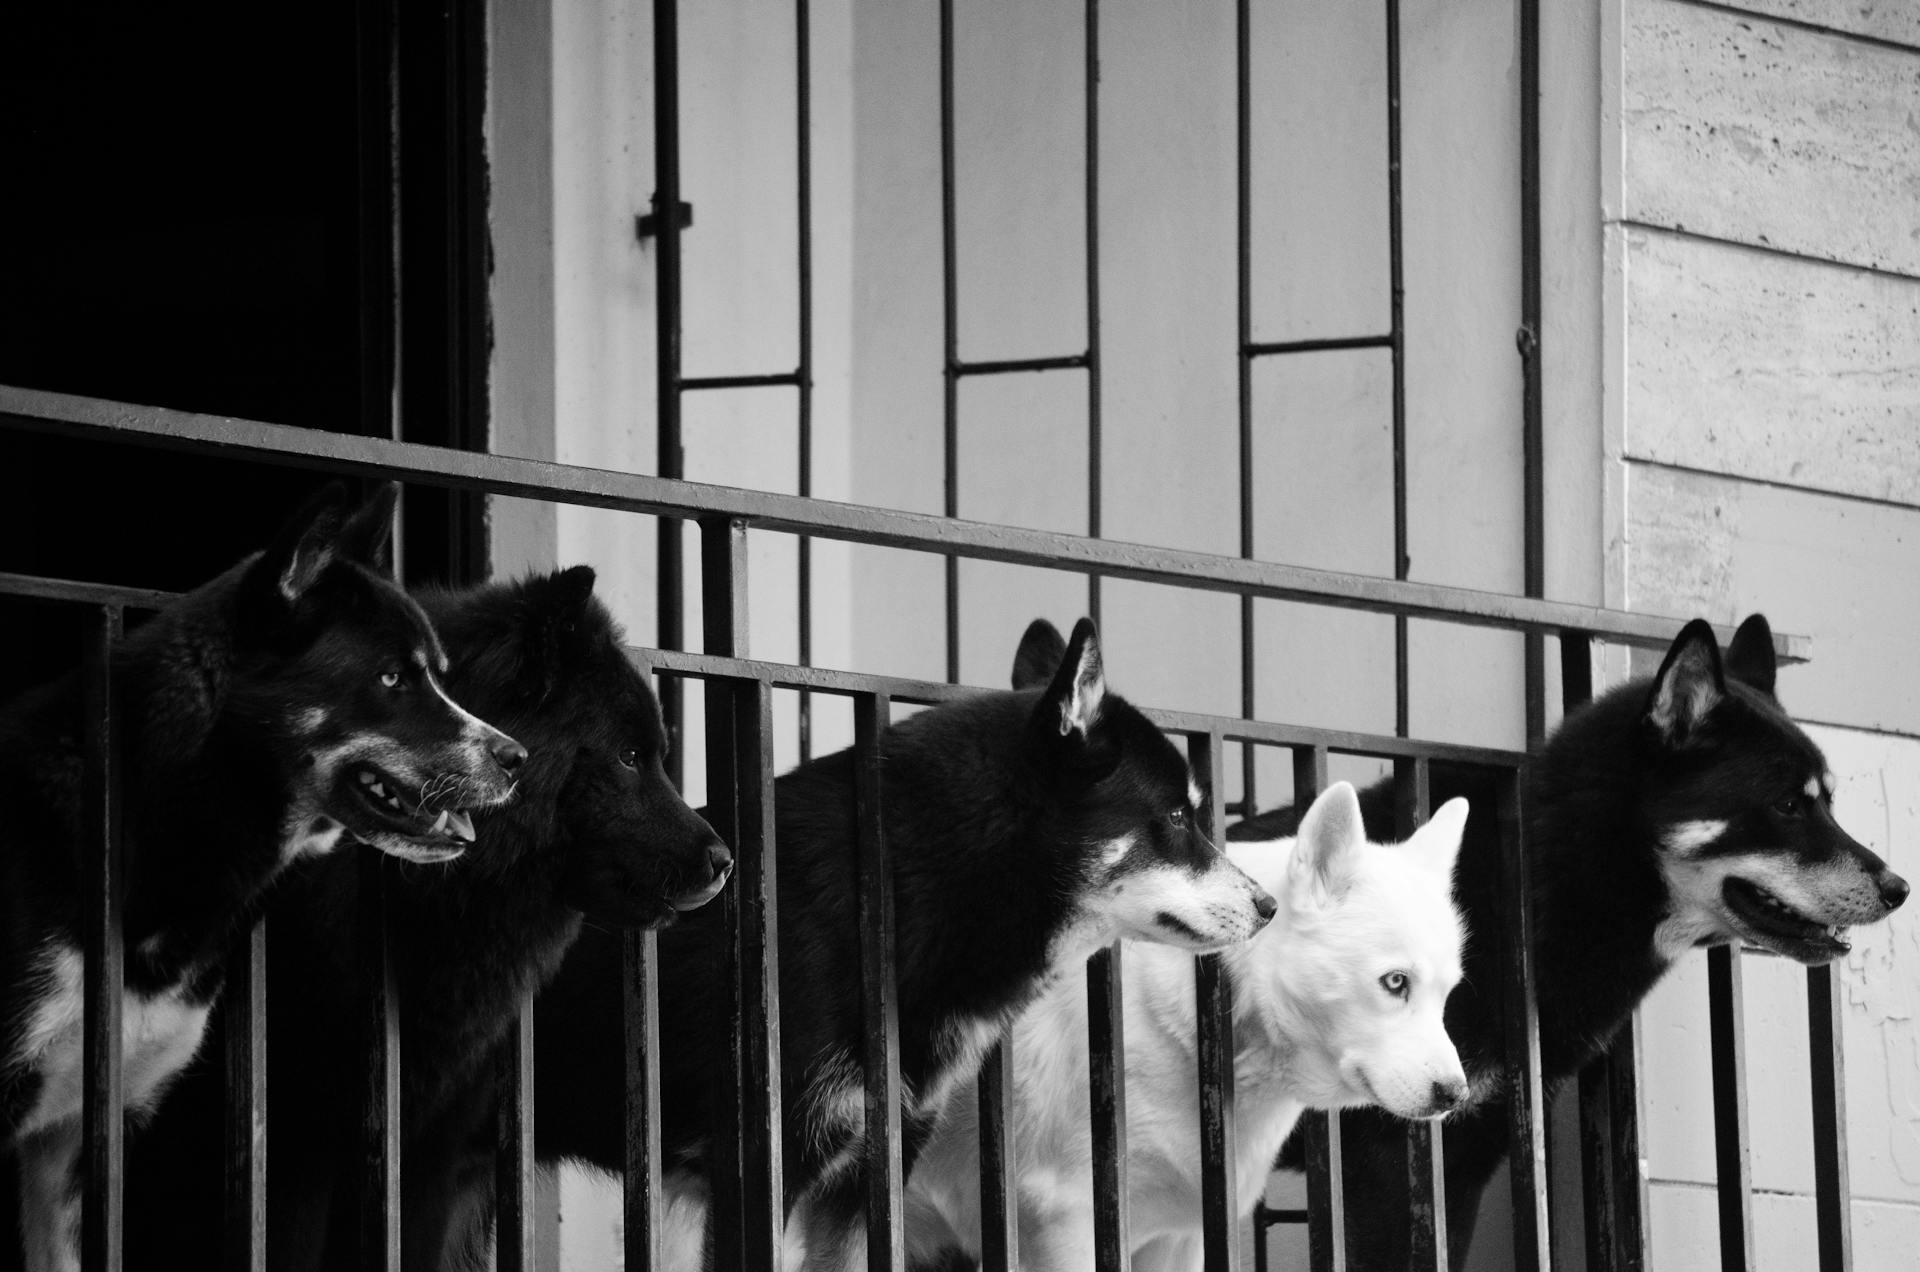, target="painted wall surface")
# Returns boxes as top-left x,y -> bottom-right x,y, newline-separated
1614,0 -> 1920,1267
